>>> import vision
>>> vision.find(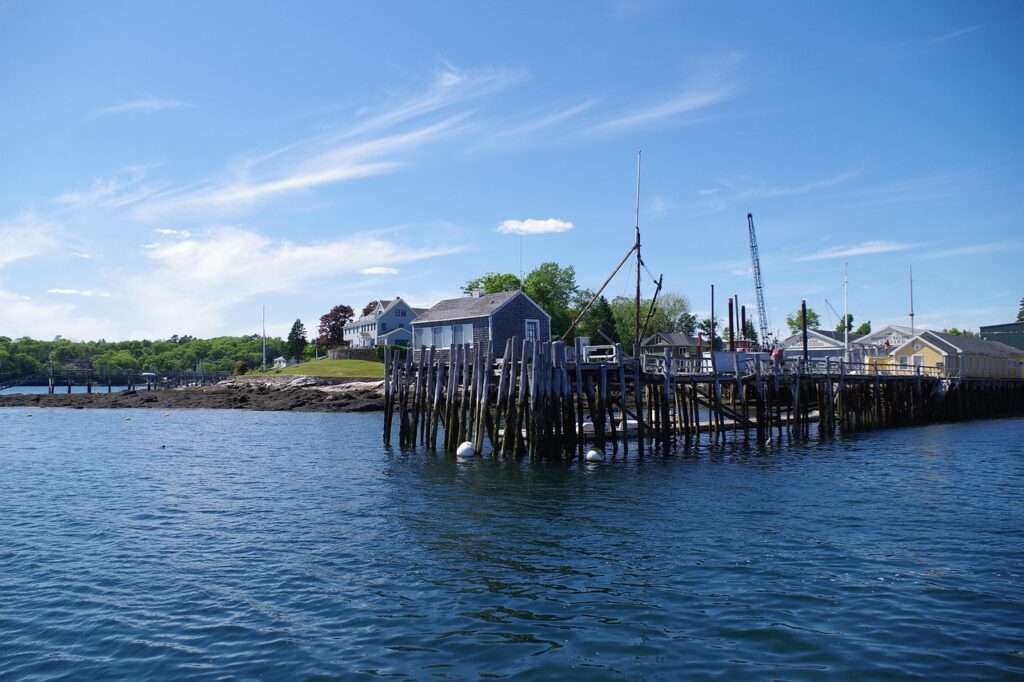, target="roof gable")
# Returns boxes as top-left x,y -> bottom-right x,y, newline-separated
412,291 -> 521,324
